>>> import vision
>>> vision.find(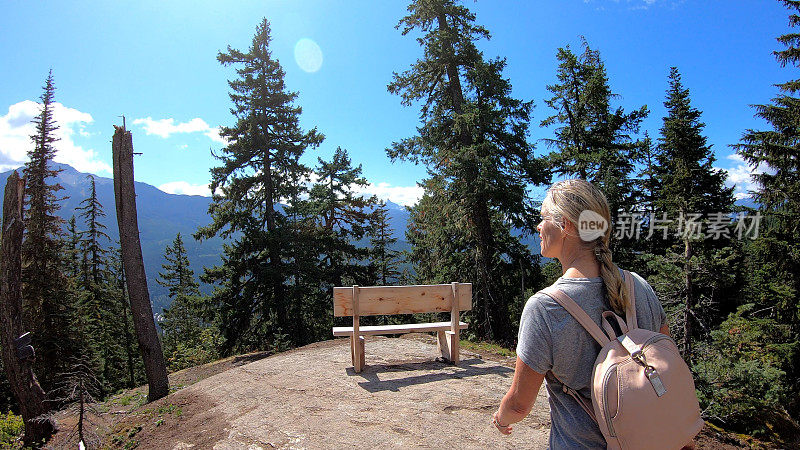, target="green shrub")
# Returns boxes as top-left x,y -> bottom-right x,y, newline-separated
693,304 -> 797,436
0,411 -> 23,448
165,327 -> 222,372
